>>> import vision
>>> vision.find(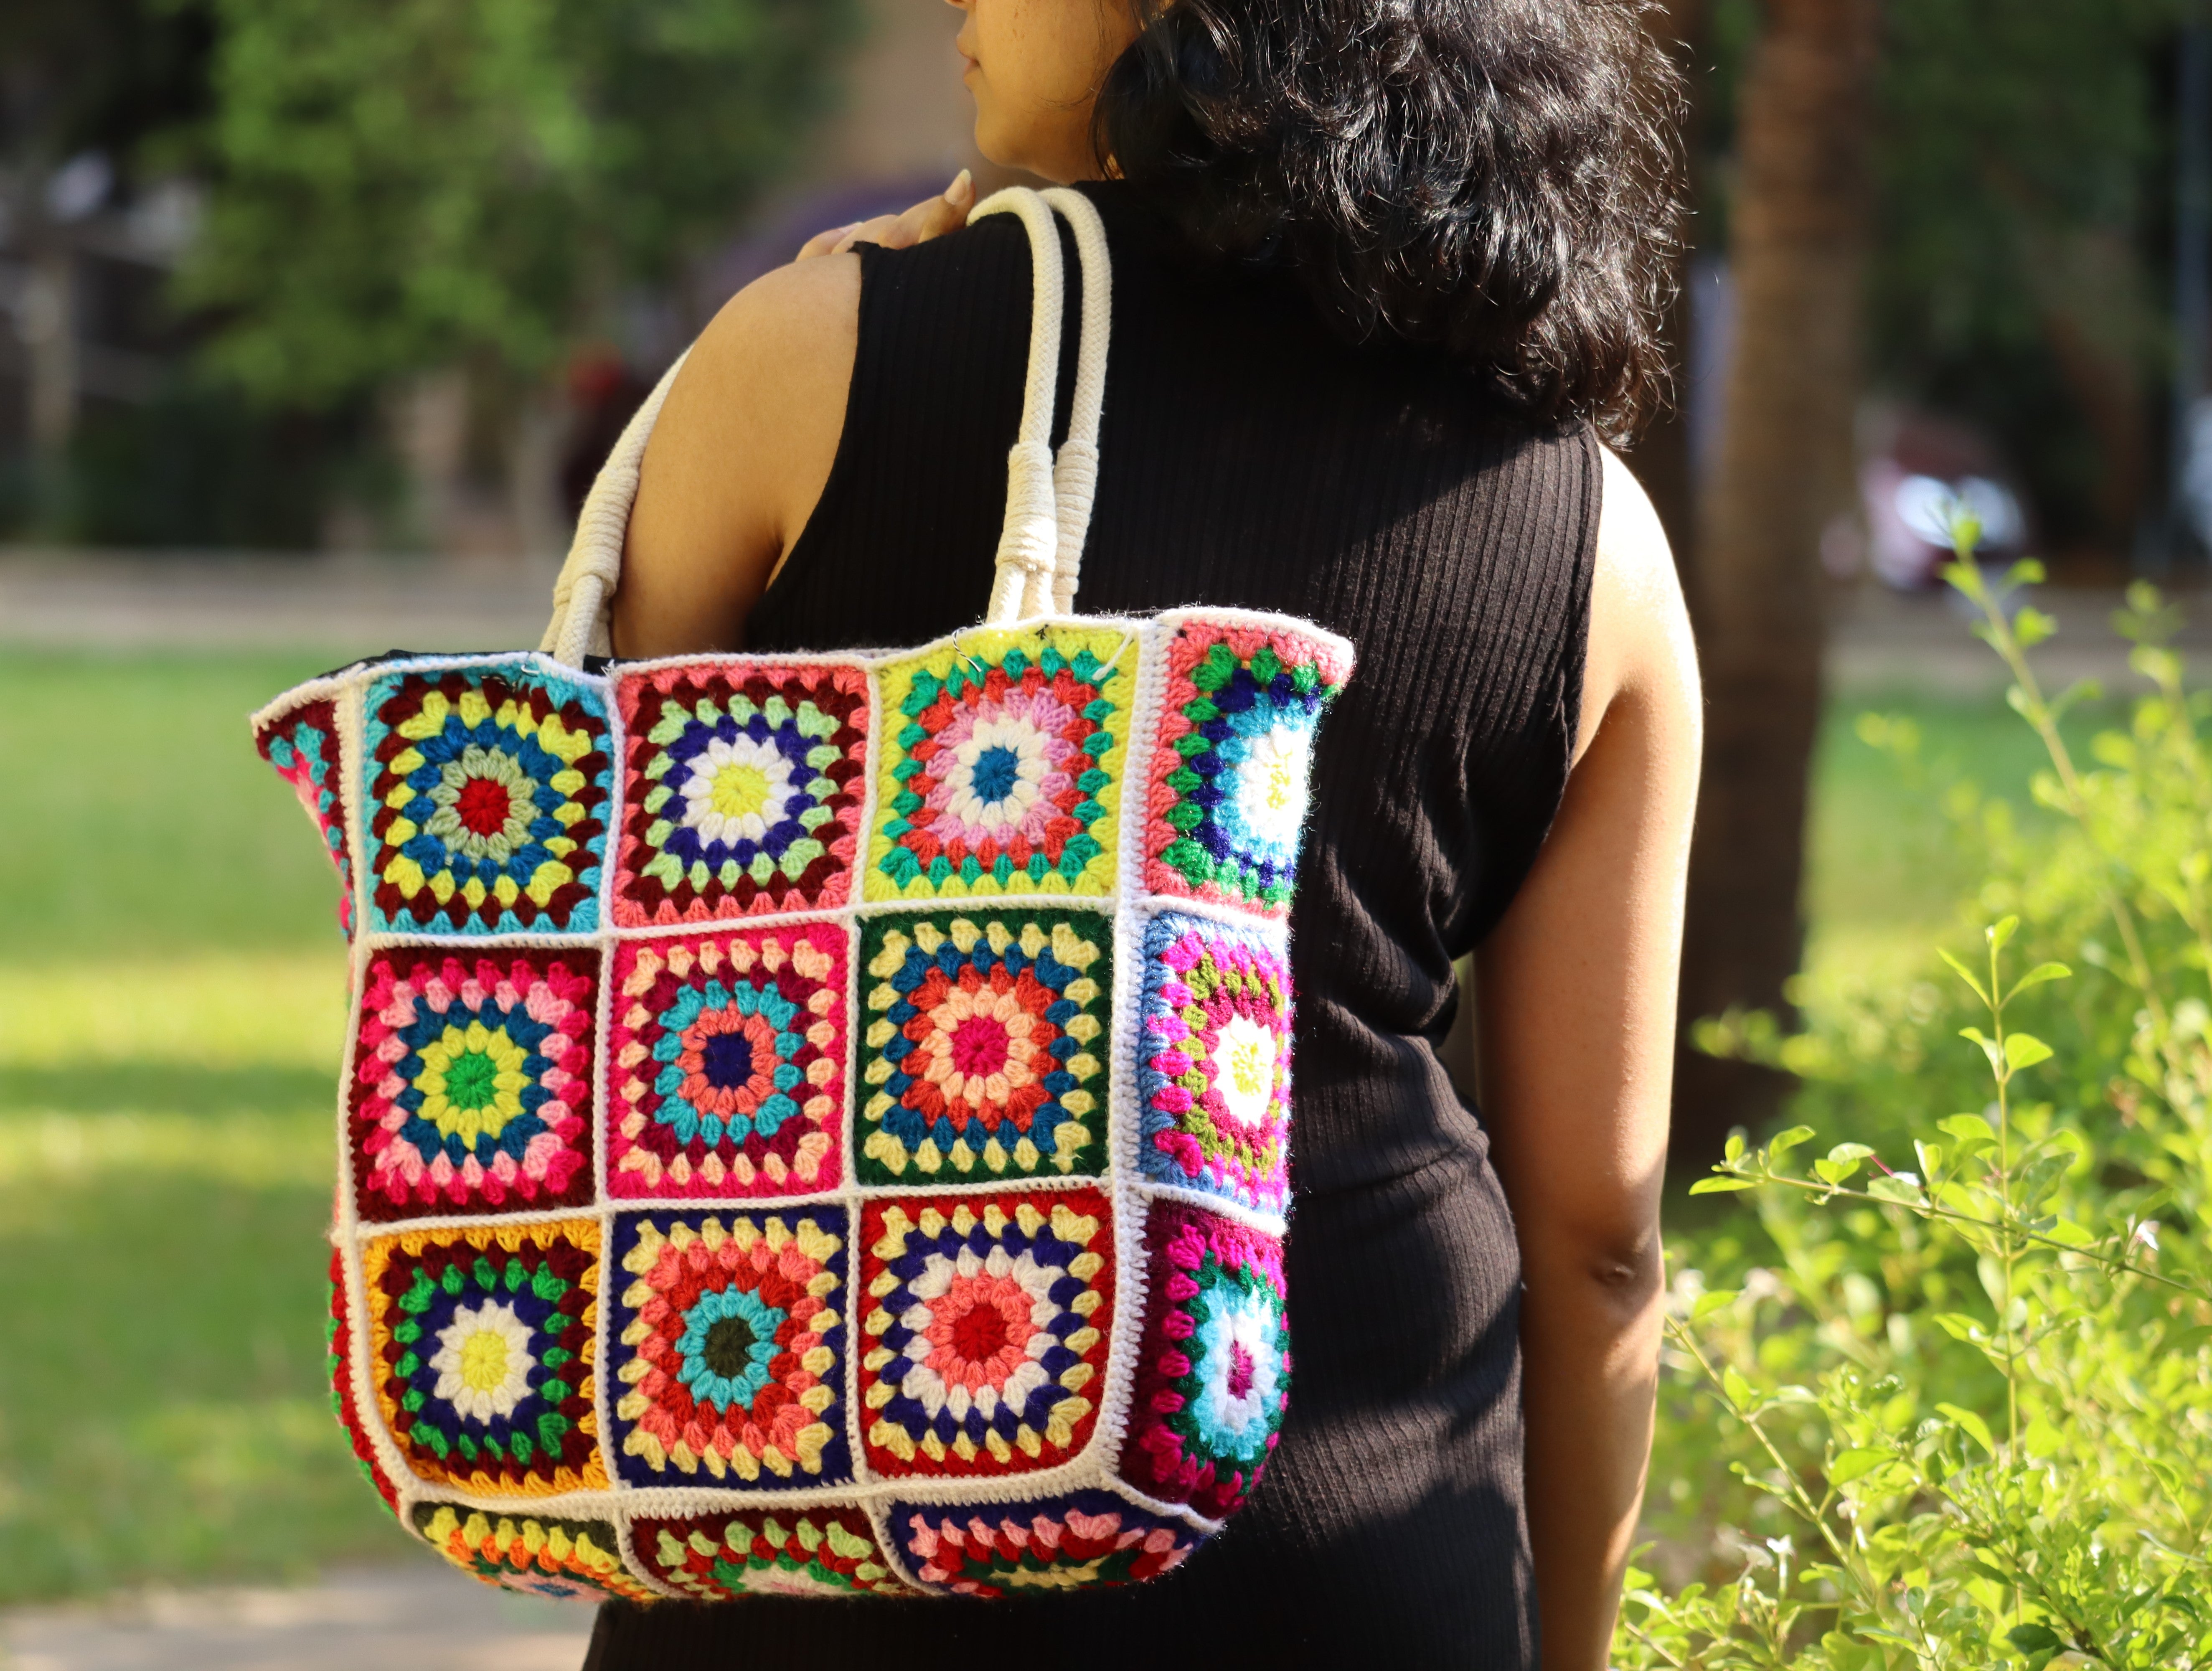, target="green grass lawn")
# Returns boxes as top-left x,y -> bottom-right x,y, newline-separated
0,650 -> 417,1602
0,645 -> 2056,1605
